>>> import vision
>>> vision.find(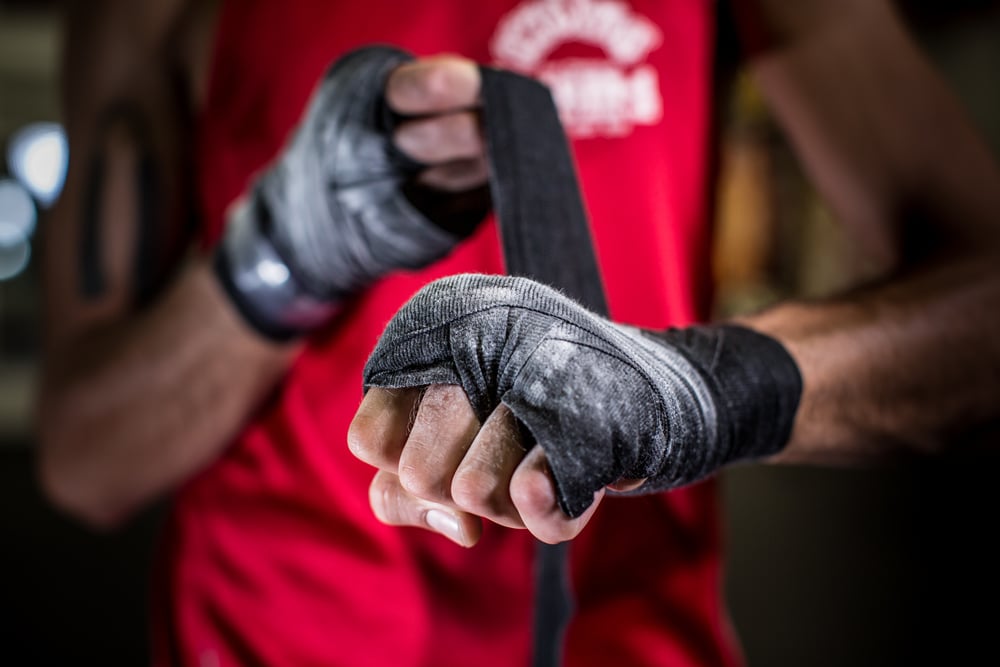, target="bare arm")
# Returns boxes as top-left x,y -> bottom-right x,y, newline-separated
732,0 -> 1000,464
37,0 -> 296,529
